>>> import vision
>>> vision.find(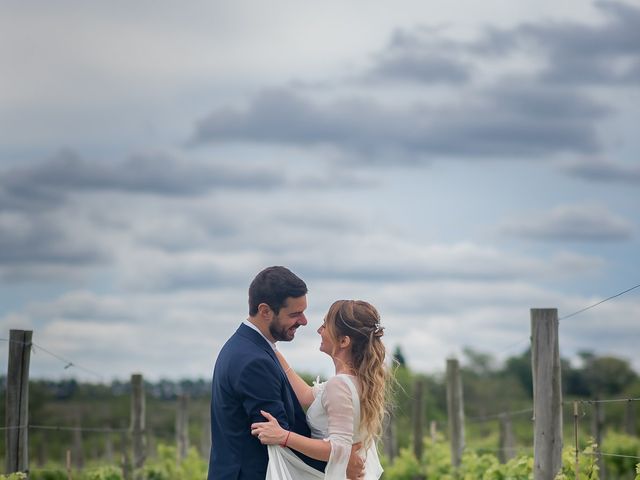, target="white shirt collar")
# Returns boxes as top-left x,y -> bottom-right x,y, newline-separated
243,319 -> 277,351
